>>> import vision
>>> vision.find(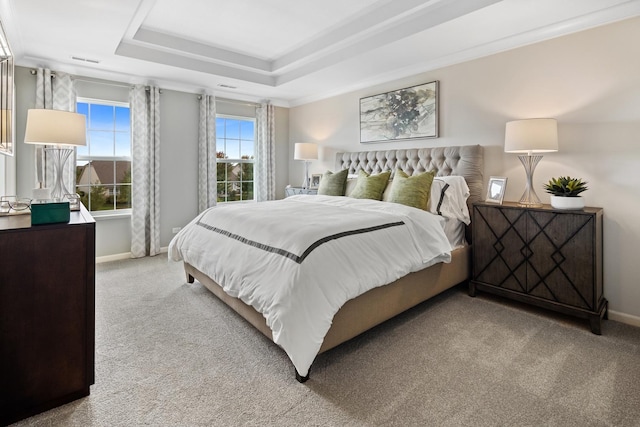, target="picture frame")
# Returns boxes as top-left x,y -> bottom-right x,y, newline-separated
359,81 -> 438,143
310,174 -> 322,189
485,176 -> 507,204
